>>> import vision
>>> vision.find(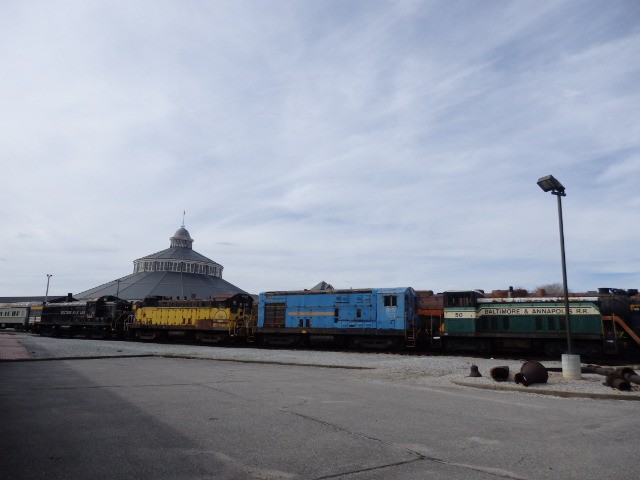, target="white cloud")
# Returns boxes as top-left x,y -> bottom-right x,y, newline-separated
1,0 -> 639,297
